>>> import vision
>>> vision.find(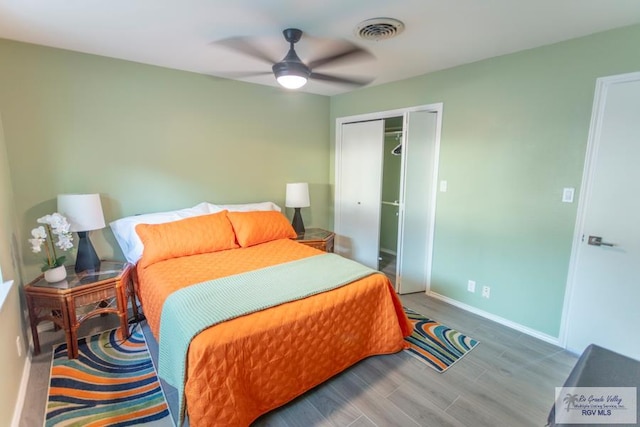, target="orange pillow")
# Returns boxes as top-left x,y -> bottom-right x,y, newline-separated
227,211 -> 297,248
135,211 -> 238,268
